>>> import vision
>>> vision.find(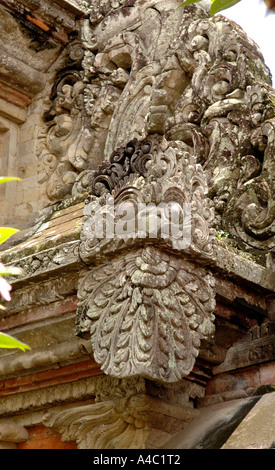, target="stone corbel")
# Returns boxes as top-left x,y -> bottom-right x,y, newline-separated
76,135 -> 217,383
42,394 -> 199,449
